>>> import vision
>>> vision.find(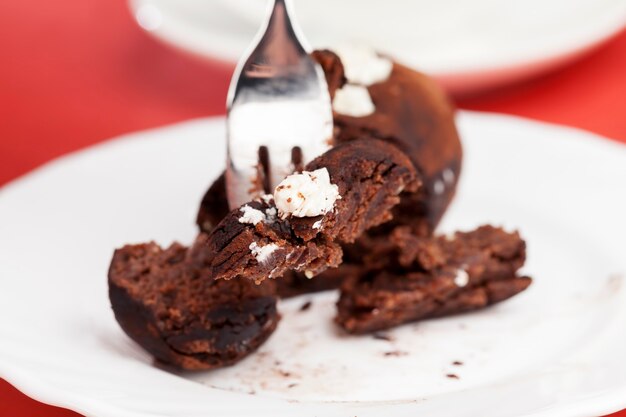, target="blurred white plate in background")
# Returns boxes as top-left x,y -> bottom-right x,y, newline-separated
1,112 -> 626,416
128,0 -> 626,94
